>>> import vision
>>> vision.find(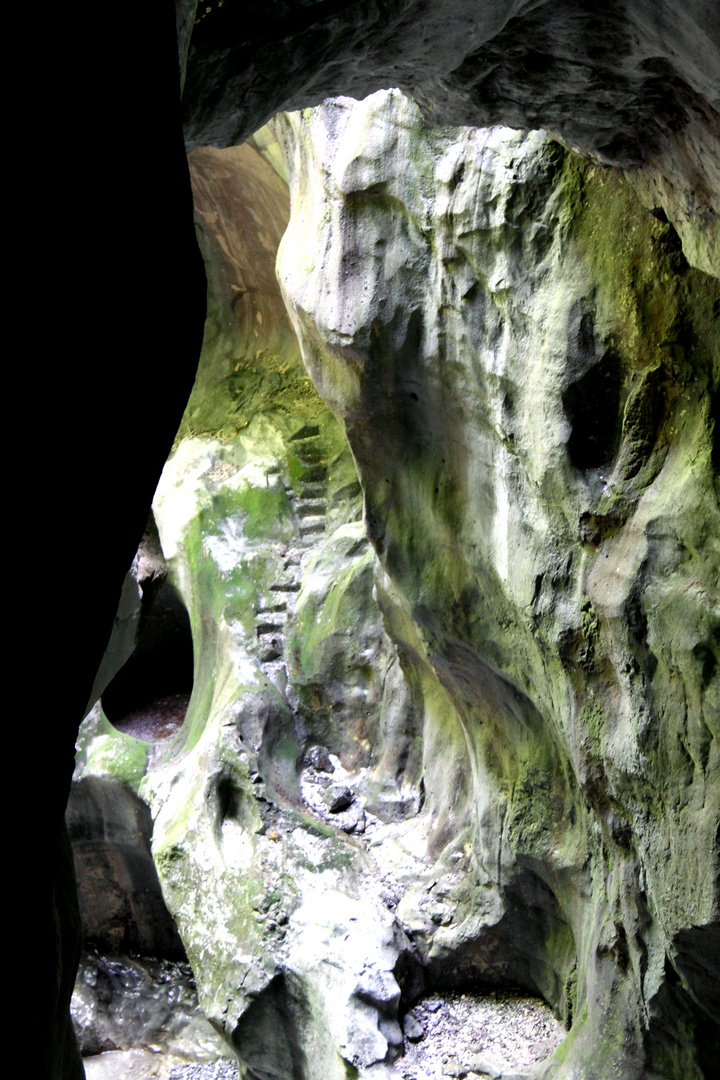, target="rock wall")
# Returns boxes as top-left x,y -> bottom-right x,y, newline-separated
73,132 -> 430,1079
66,771 -> 184,957
73,89 -> 719,1080
70,88 -> 718,1080
42,4 -> 719,1077
274,91 -> 719,1078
